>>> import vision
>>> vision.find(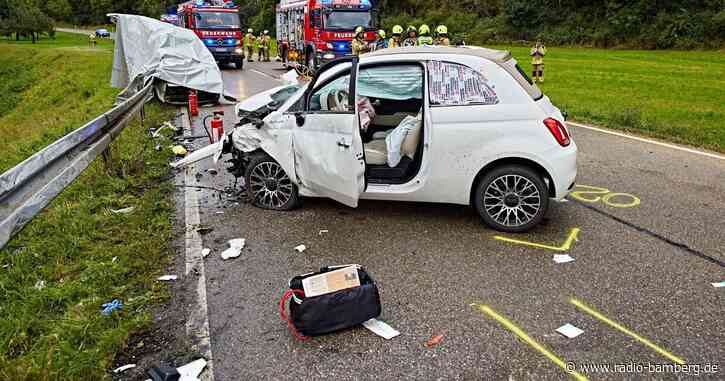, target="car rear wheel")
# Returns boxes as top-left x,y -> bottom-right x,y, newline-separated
474,165 -> 549,233
236,57 -> 244,70
245,153 -> 300,211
